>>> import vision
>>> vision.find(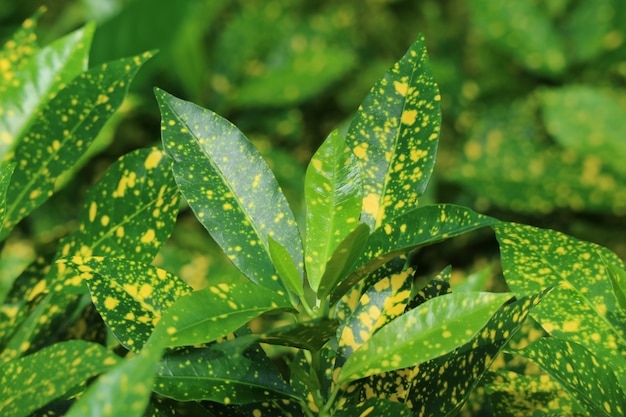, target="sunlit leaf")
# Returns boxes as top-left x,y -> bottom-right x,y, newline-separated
156,88 -> 303,292
64,256 -> 192,352
1,51 -> 154,239
0,10 -> 42,93
0,163 -> 15,240
516,337 -> 626,417
305,129 -> 362,291
345,34 -> 441,229
606,261 -> 626,313
0,340 -> 119,417
337,291 -> 511,383
268,236 -> 303,298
